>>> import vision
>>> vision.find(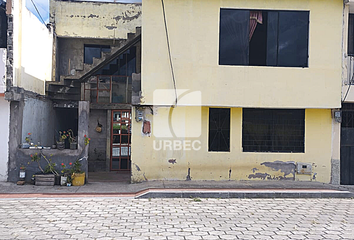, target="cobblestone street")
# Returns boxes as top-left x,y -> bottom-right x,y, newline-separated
0,197 -> 353,239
